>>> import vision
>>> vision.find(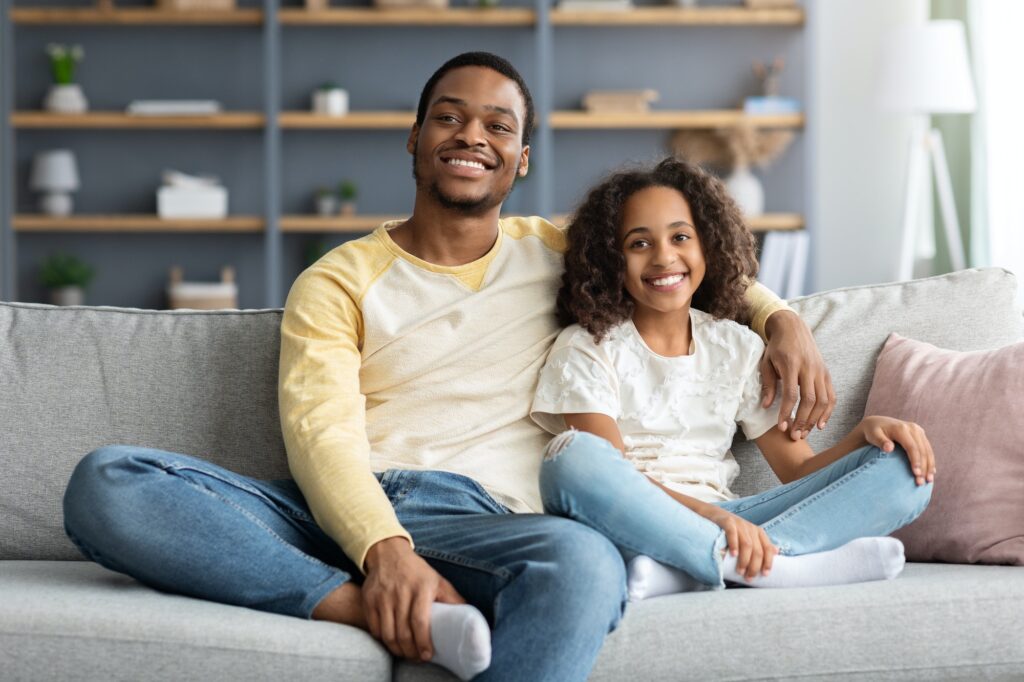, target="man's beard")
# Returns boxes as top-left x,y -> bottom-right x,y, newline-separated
413,150 -> 517,215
